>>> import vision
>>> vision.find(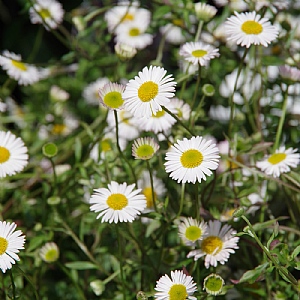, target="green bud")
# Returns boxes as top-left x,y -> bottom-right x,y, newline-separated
90,280 -> 105,296
47,196 -> 61,206
136,291 -> 148,300
42,143 -> 58,158
202,84 -> 215,97
232,207 -> 245,218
